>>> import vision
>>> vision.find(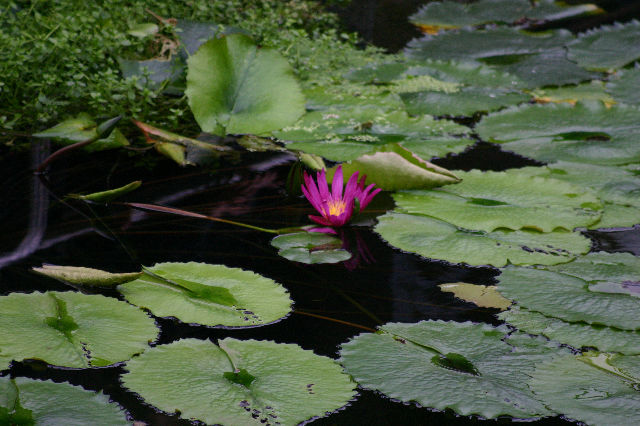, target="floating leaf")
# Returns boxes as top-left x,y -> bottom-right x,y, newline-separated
327,144 -> 460,190
409,0 -> 599,30
375,212 -> 590,267
303,82 -> 405,111
440,282 -> 511,310
476,101 -> 640,165
340,320 -> 561,419
532,81 -> 614,106
406,59 -> 524,88
530,354 -> 640,425
393,169 -> 602,232
0,377 -> 129,425
405,27 -> 573,62
497,267 -> 640,330
542,252 -> 640,286
32,265 -> 142,287
69,181 -> 141,203
590,203 -> 640,229
271,232 -> 351,264
606,66 -> 640,106
186,34 -> 305,136
568,20 -> 640,71
500,307 -> 640,355
118,262 -> 292,327
122,338 -> 356,425
0,291 -> 158,368
344,61 -> 410,84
